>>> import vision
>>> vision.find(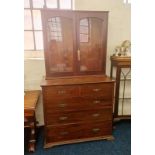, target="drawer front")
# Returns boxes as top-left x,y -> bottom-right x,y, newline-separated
43,86 -> 79,99
24,109 -> 34,117
45,108 -> 112,125
80,83 -> 114,99
44,97 -> 112,112
46,121 -> 112,143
